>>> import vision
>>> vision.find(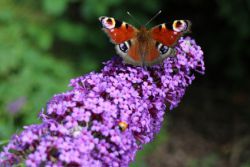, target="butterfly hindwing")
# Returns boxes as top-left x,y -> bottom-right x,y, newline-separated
114,37 -> 166,66
115,39 -> 141,65
117,38 -> 175,66
99,16 -> 138,44
145,41 -> 175,65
